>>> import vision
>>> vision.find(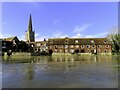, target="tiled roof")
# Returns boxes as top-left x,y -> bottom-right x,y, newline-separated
3,36 -> 19,41
48,38 -> 111,45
